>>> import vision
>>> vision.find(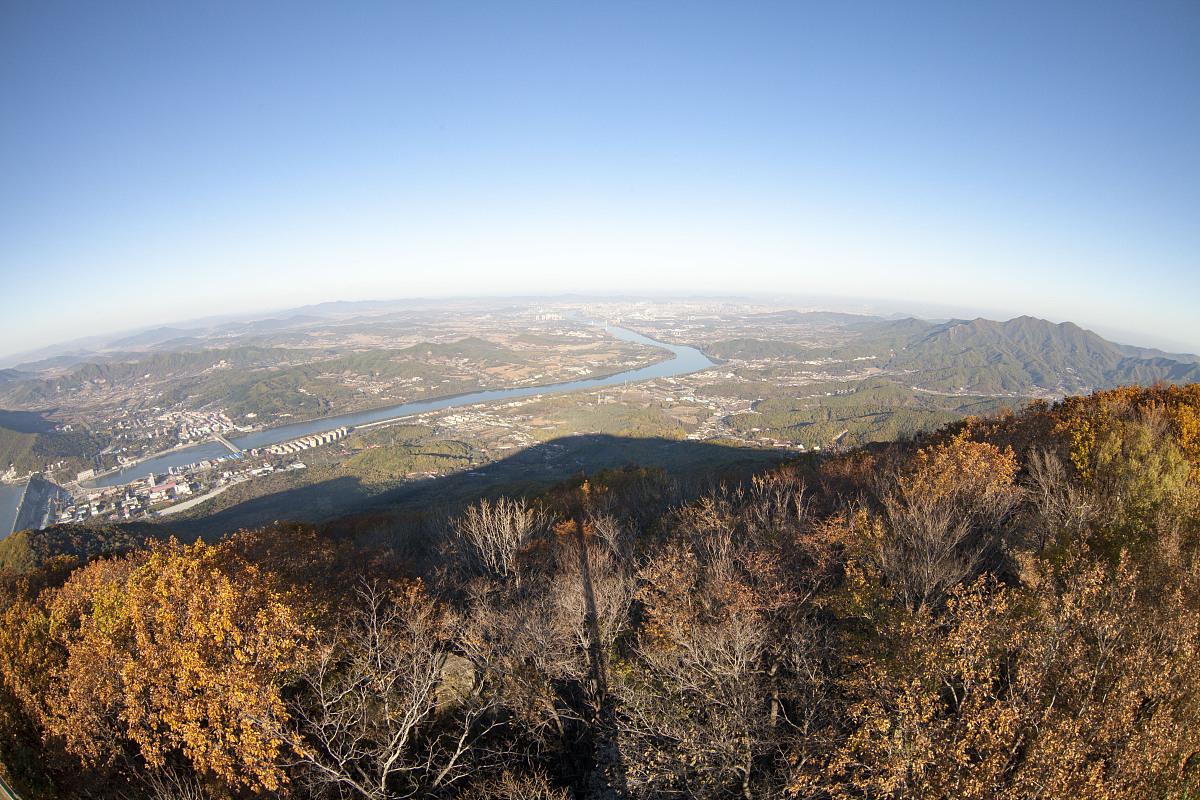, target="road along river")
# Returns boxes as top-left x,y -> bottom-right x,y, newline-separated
82,324 -> 713,490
